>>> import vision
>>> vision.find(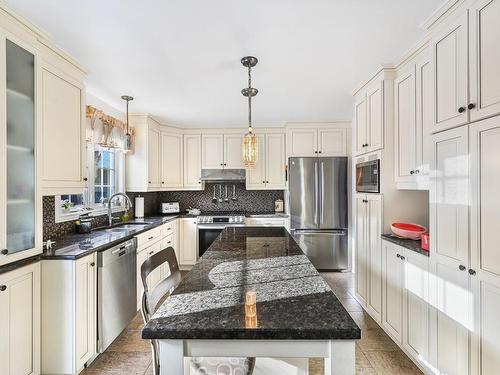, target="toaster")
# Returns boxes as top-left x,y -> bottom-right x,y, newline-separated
161,202 -> 180,214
